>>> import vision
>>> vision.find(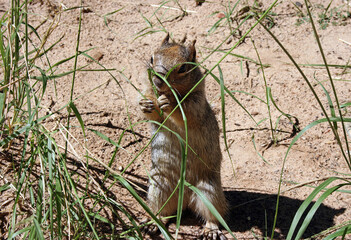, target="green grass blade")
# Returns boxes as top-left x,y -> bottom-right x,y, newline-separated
69,101 -> 86,137
207,69 -> 257,125
304,0 -> 351,166
252,39 -> 275,142
219,64 -> 235,175
324,225 -> 351,240
314,78 -> 337,129
47,137 -> 54,238
64,166 -> 100,238
185,181 -> 237,240
31,64 -> 89,81
271,115 -> 351,238
116,175 -> 173,240
287,177 -> 348,240
33,218 -> 45,240
287,117 -> 350,156
340,102 -> 351,109
251,133 -> 270,164
175,136 -> 186,238
298,63 -> 351,69
9,226 -> 32,240
147,69 -> 189,238
230,90 -> 266,104
0,183 -> 10,192
204,47 -> 270,67
107,197 -> 142,238
88,128 -> 123,149
294,182 -> 348,240
207,17 -> 225,34
268,88 -> 299,133
287,177 -> 338,239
